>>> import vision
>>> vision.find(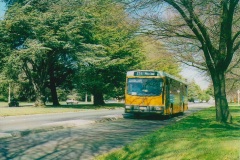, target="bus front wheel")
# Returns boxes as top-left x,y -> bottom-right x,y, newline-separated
133,113 -> 140,118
